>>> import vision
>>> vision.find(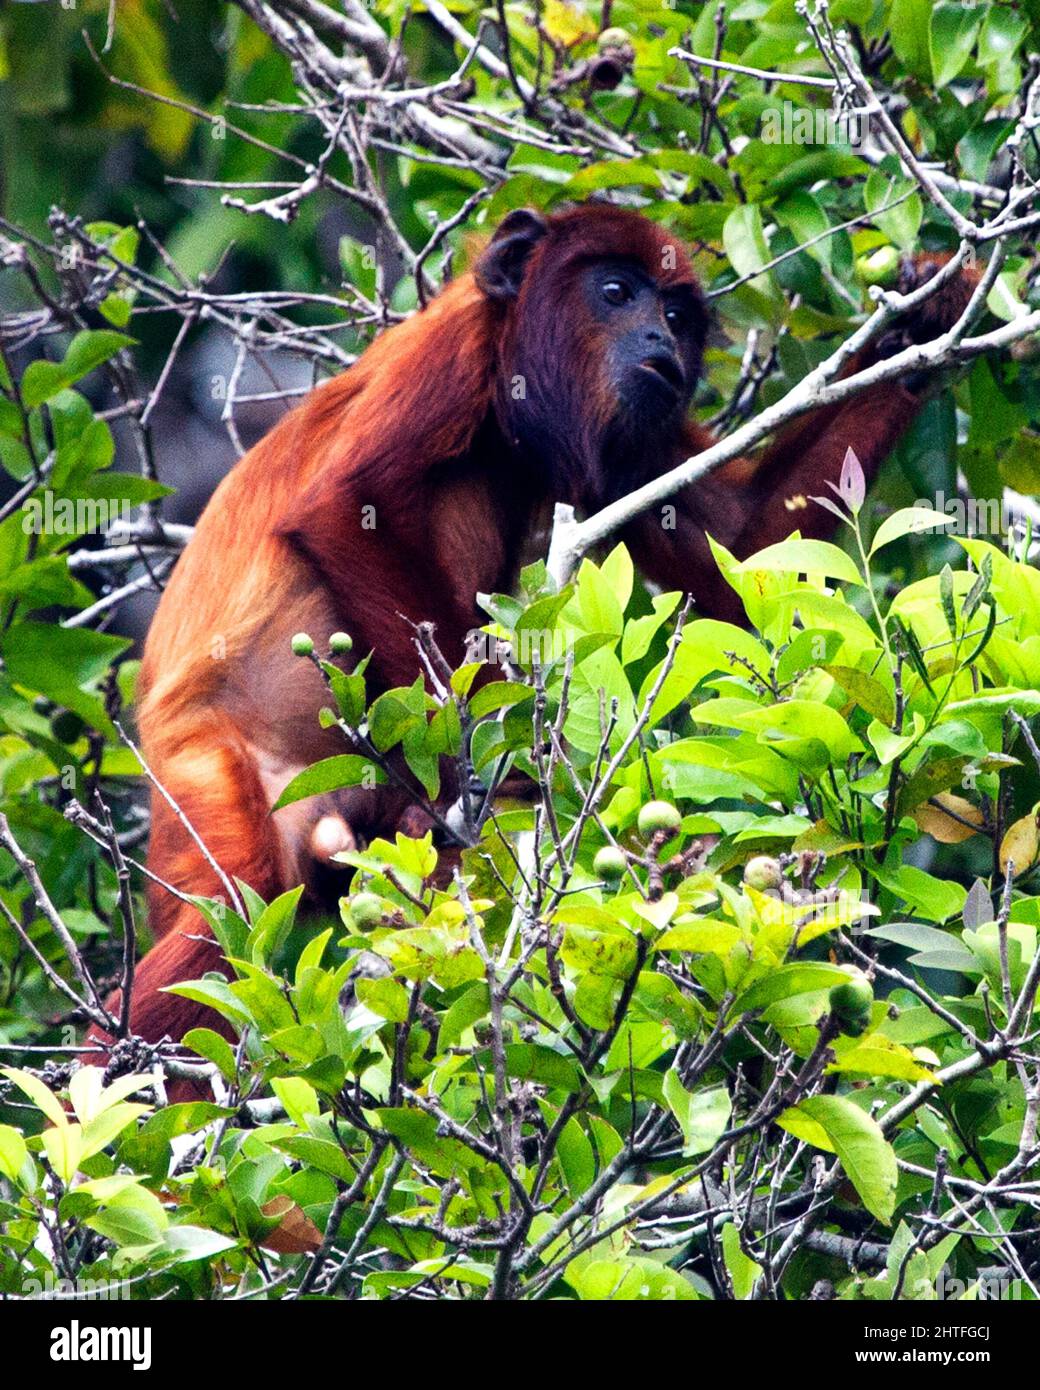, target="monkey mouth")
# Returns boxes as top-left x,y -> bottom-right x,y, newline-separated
638,355 -> 685,397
